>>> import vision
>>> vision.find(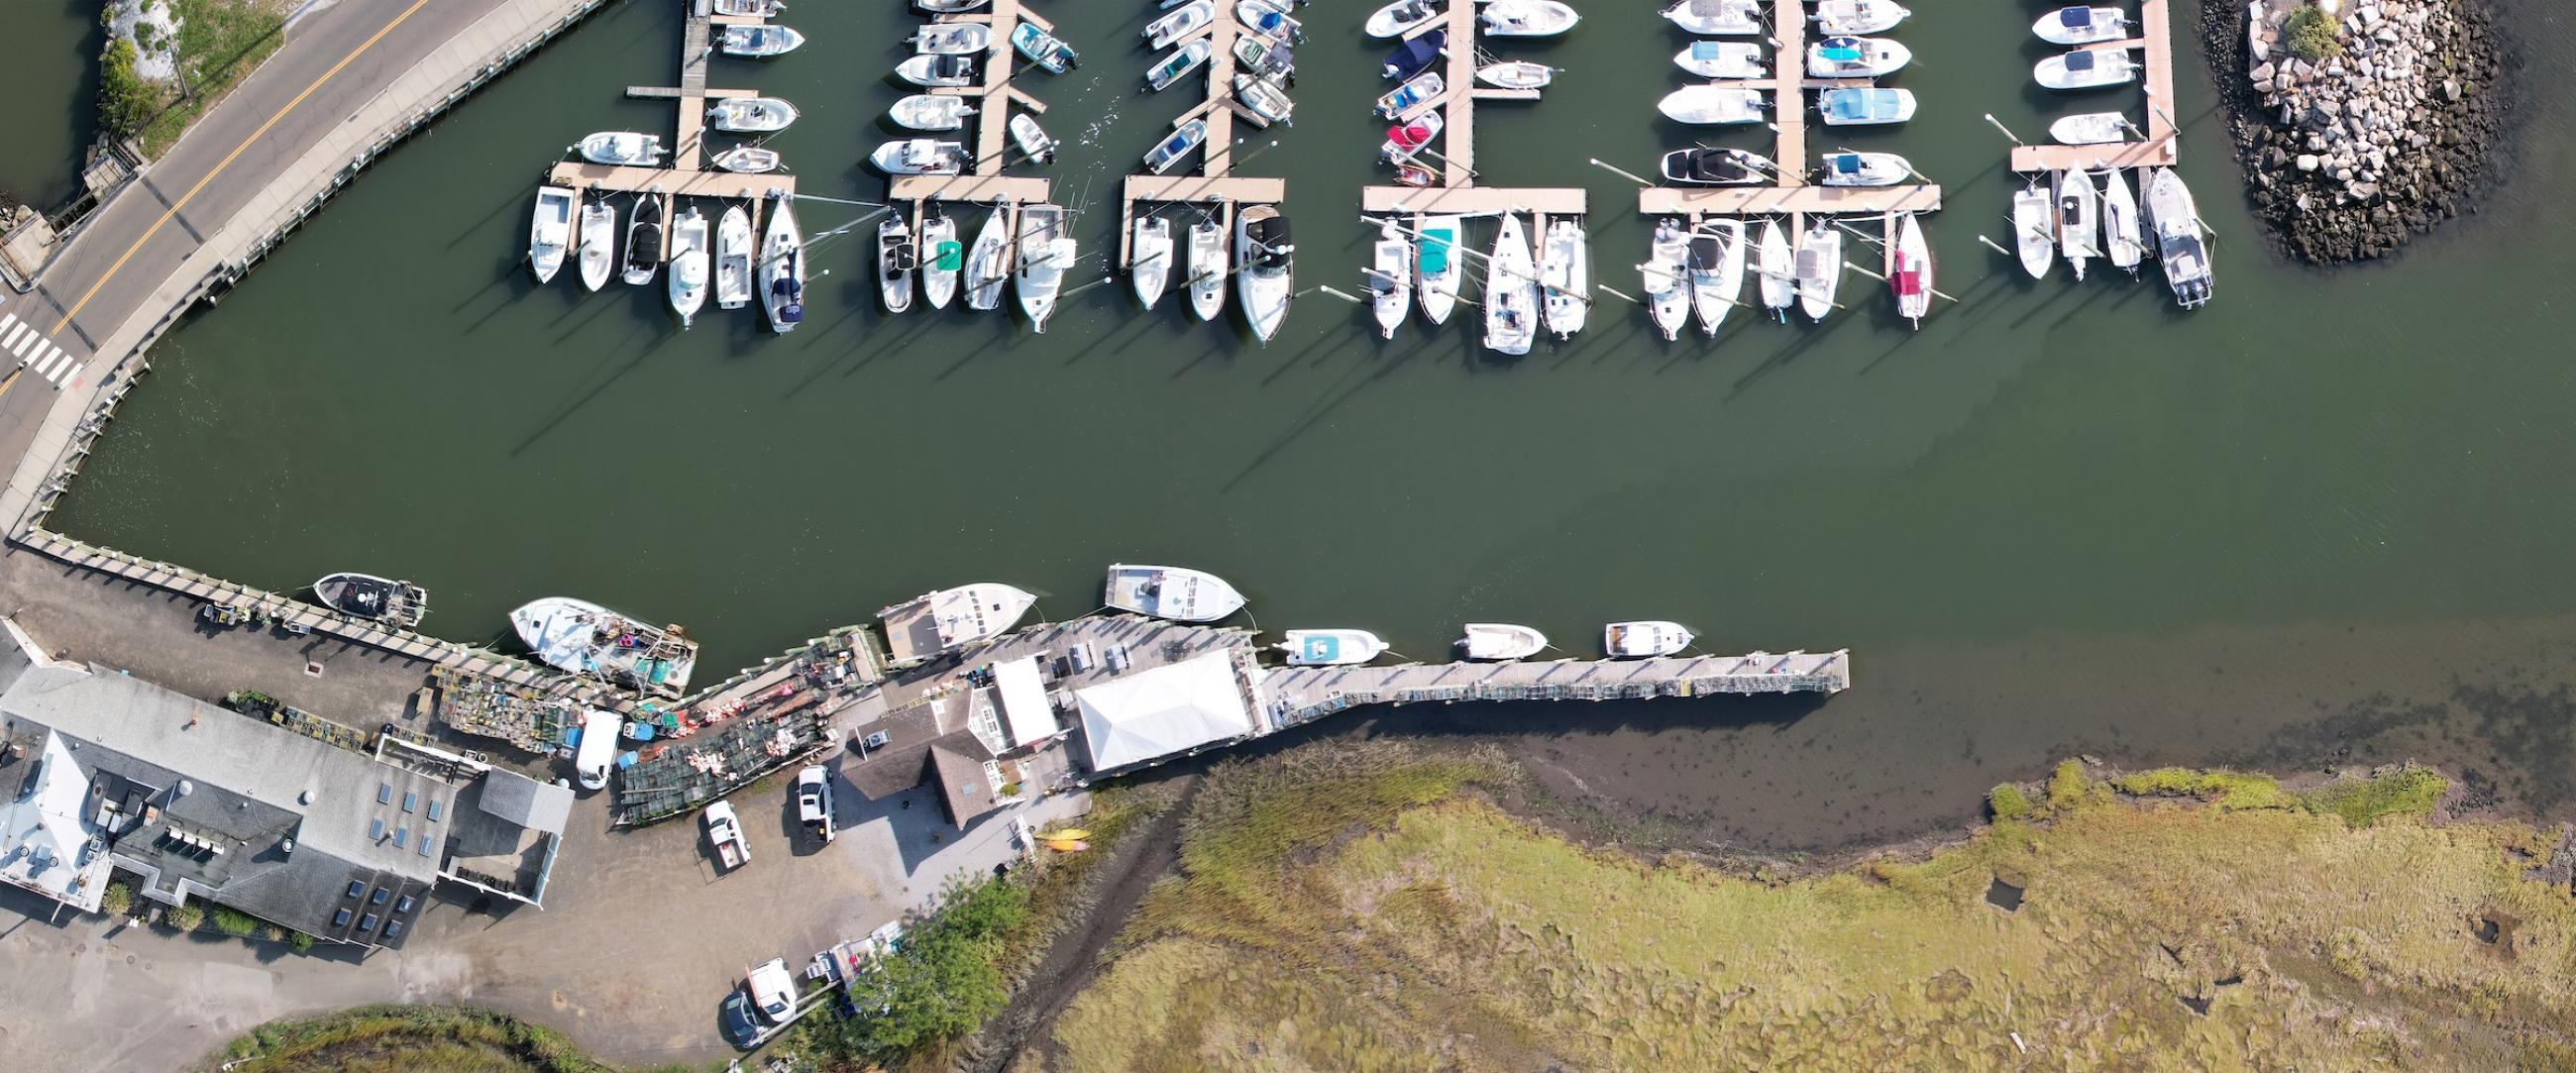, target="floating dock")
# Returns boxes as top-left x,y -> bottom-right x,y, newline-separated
2009,0 -> 2179,172
890,0 -> 1054,226
1262,649 -> 1851,727
1356,0 -> 1581,214
1114,1 -> 1288,275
